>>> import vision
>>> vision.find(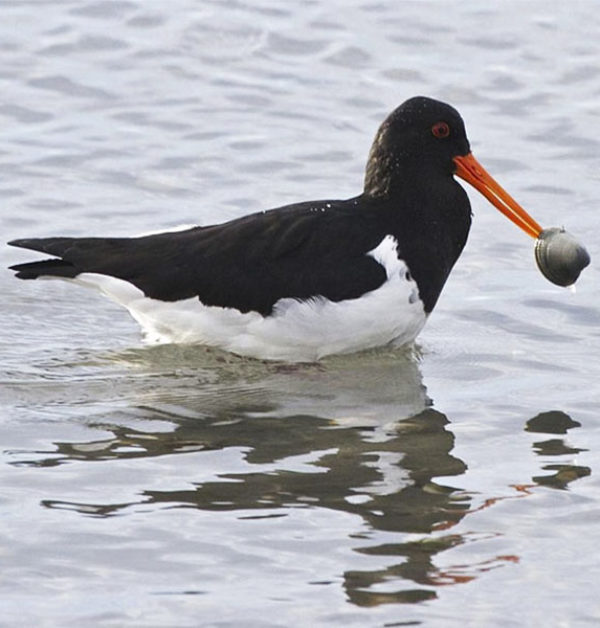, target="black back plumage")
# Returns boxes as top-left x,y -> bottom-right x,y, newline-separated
9,97 -> 473,316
